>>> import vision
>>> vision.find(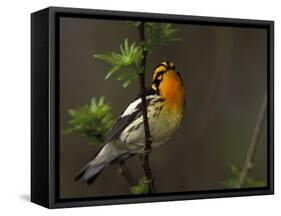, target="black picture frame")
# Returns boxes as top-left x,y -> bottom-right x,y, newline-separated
31,6 -> 274,208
